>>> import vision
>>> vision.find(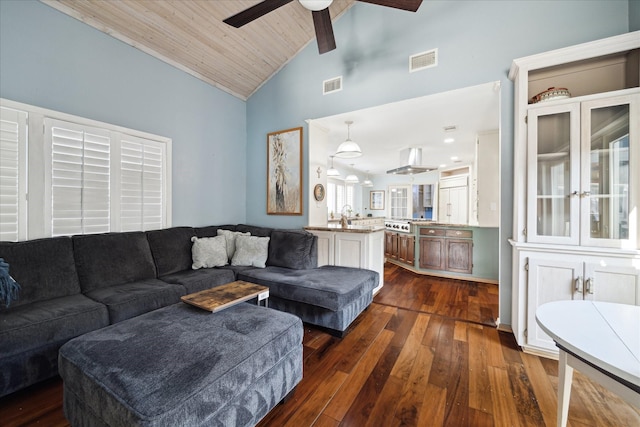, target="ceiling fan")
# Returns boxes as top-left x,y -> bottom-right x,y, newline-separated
223,0 -> 423,54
